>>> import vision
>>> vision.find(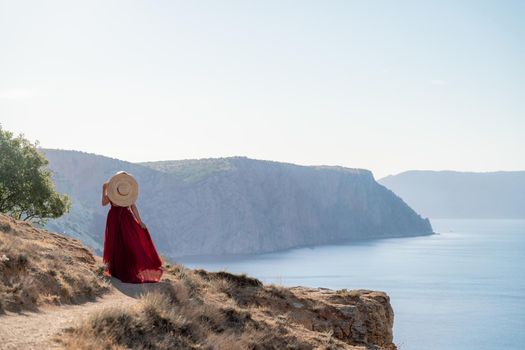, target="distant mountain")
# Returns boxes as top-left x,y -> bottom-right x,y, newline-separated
42,149 -> 432,258
379,171 -> 525,219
